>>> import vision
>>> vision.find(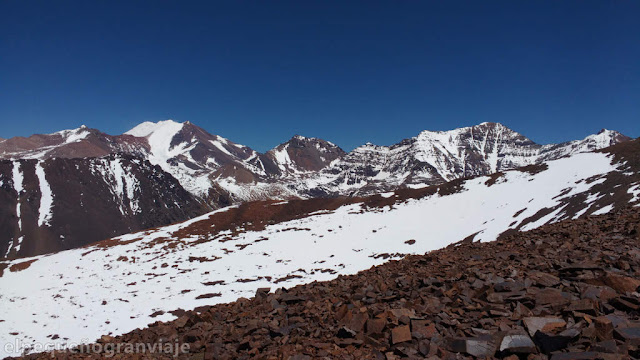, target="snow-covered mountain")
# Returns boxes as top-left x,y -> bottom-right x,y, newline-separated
0,155 -> 209,259
290,123 -> 631,196
0,121 -> 631,260
117,120 -> 631,199
1,138 -> 639,358
0,121 -> 630,204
